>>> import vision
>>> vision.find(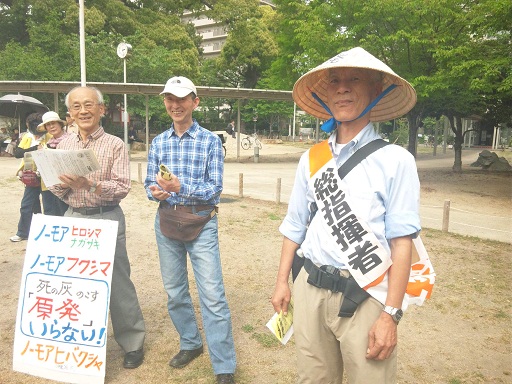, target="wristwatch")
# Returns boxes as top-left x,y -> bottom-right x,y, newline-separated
89,181 -> 98,193
383,305 -> 403,324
